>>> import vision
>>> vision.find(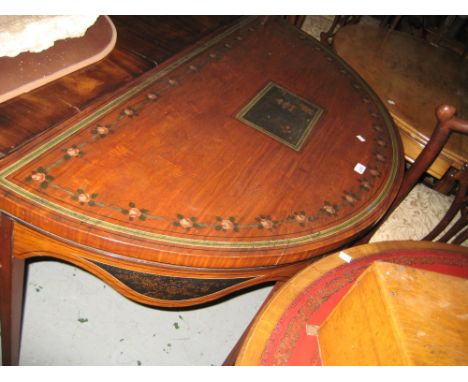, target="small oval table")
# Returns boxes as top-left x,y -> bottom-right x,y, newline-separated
235,241 -> 468,365
0,17 -> 403,365
334,24 -> 467,184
